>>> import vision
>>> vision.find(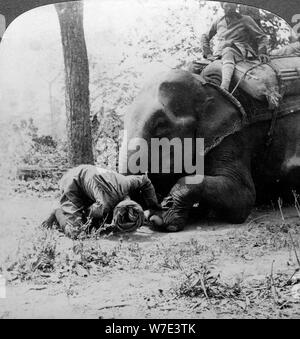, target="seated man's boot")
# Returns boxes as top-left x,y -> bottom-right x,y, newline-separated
220,62 -> 235,91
